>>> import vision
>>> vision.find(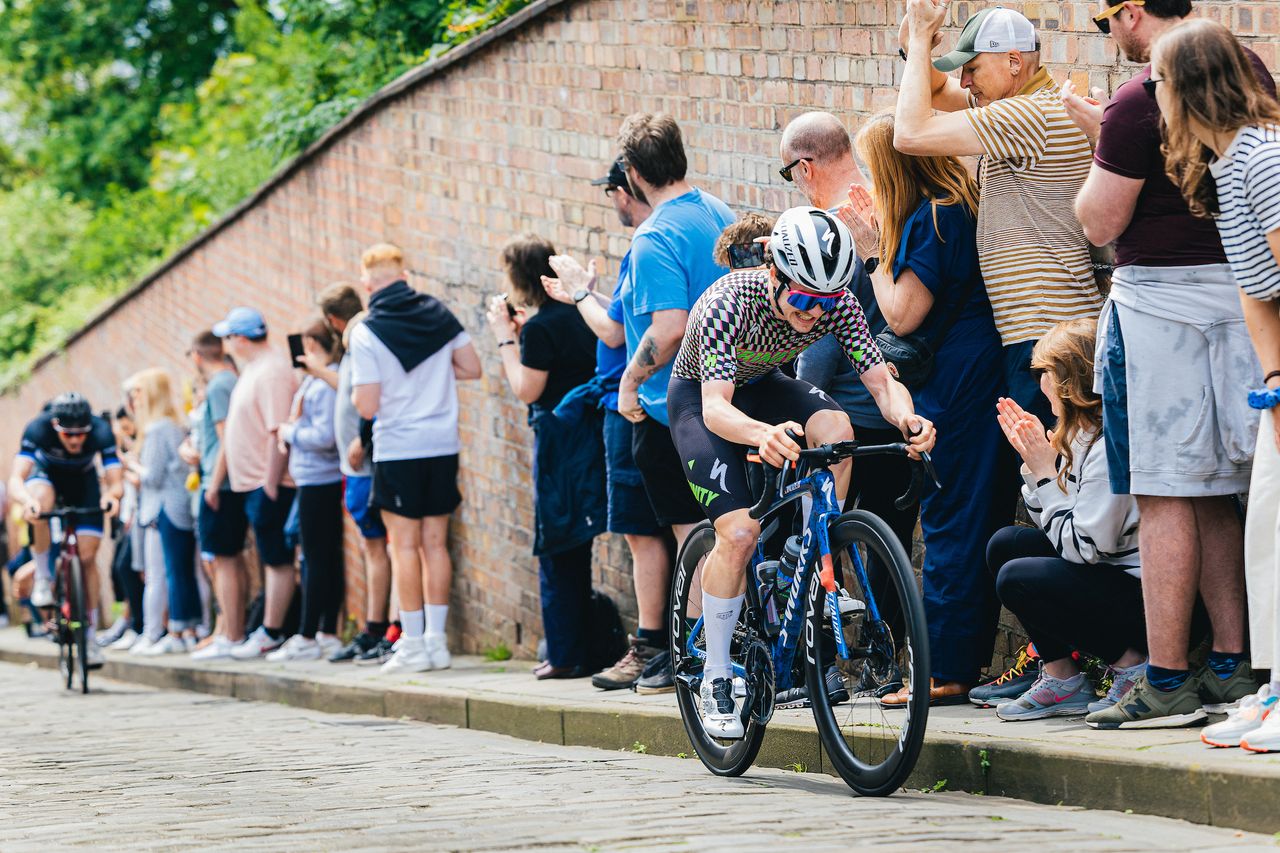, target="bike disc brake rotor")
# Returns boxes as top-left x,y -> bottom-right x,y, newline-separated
743,638 -> 776,726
